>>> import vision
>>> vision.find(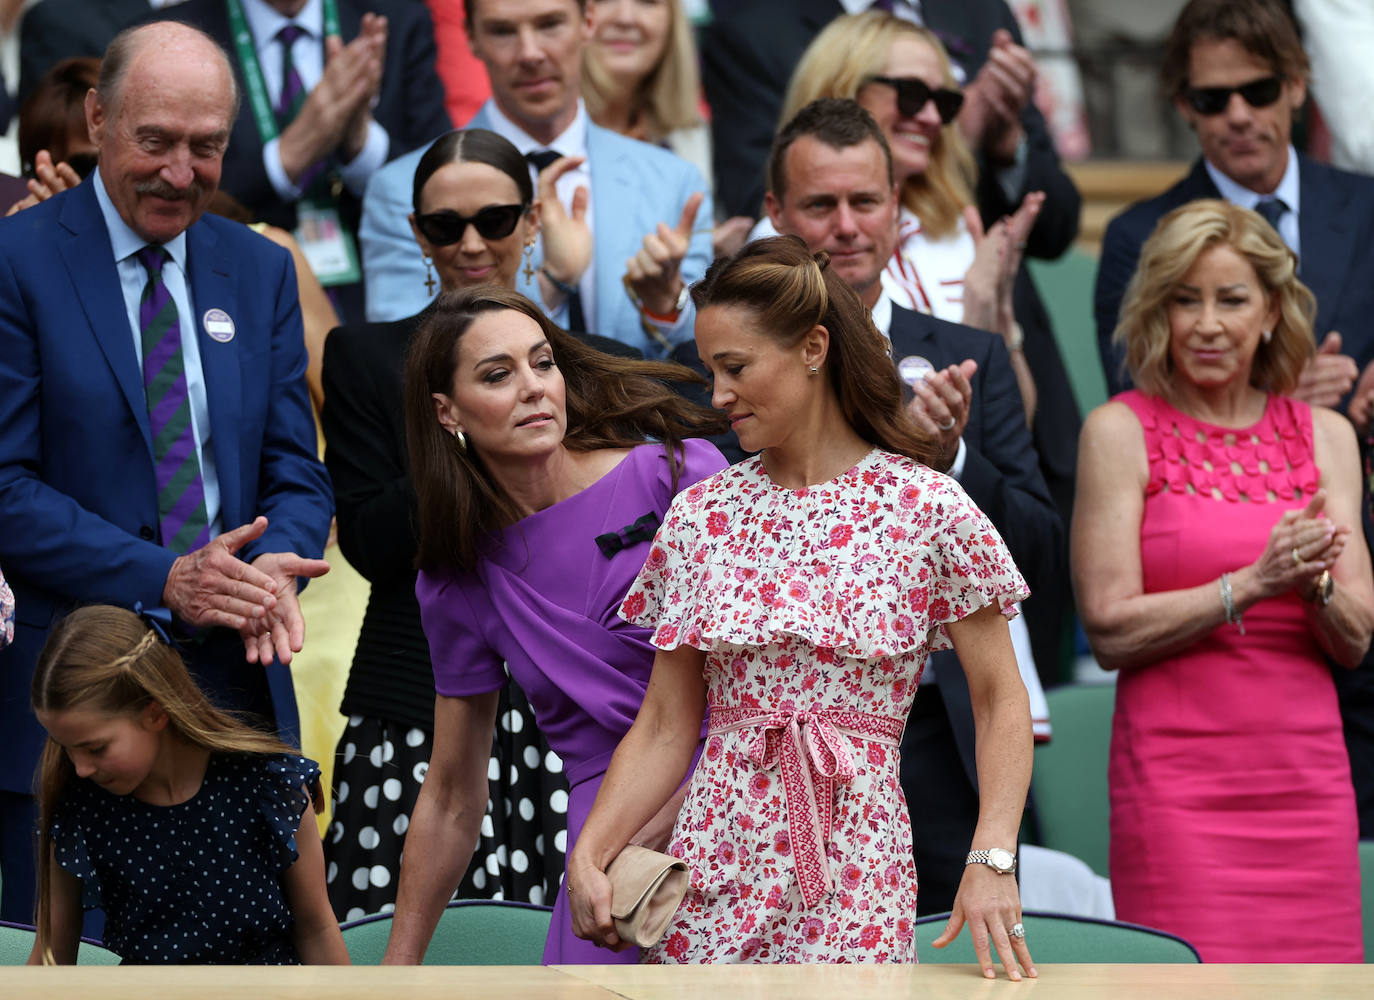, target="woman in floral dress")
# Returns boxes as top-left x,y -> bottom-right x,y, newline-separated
567,237 -> 1037,978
